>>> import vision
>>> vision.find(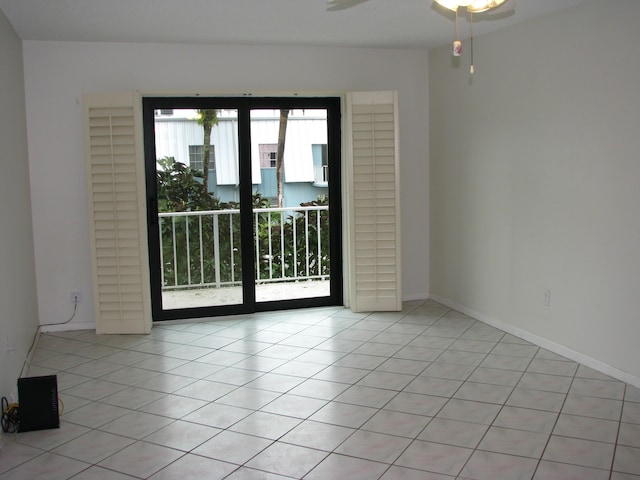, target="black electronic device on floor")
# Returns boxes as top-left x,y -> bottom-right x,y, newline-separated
17,374 -> 60,432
